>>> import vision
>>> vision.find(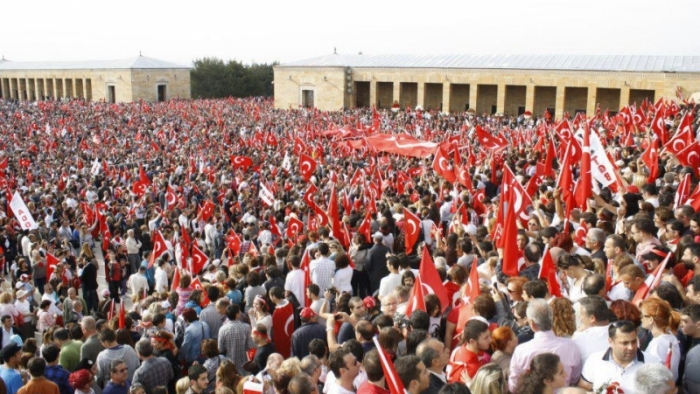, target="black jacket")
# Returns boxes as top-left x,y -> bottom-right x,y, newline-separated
80,261 -> 99,291
291,322 -> 327,359
365,242 -> 390,294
